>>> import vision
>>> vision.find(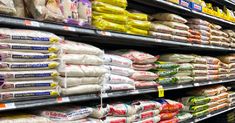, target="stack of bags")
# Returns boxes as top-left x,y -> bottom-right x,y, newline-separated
218,54 -> 235,79
228,91 -> 235,107
103,54 -> 135,92
92,0 -> 128,33
179,85 -> 229,118
157,99 -> 184,123
0,28 -> 61,101
224,30 -> 235,48
58,40 -> 107,96
203,56 -> 220,81
219,61 -> 230,80
210,24 -> 230,47
127,10 -> 151,36
150,13 -> 190,43
187,18 -> 211,45
110,50 -> 159,89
